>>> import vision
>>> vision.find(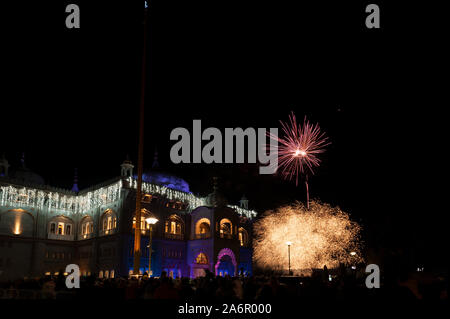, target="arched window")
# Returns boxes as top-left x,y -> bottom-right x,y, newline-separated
164,214 -> 184,239
142,194 -> 152,203
219,218 -> 233,239
80,216 -> 94,239
99,270 -> 104,278
238,227 -> 249,247
50,223 -> 56,234
132,209 -> 154,233
47,216 -> 74,240
100,210 -> 117,235
194,218 -> 211,239
195,252 -> 208,264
